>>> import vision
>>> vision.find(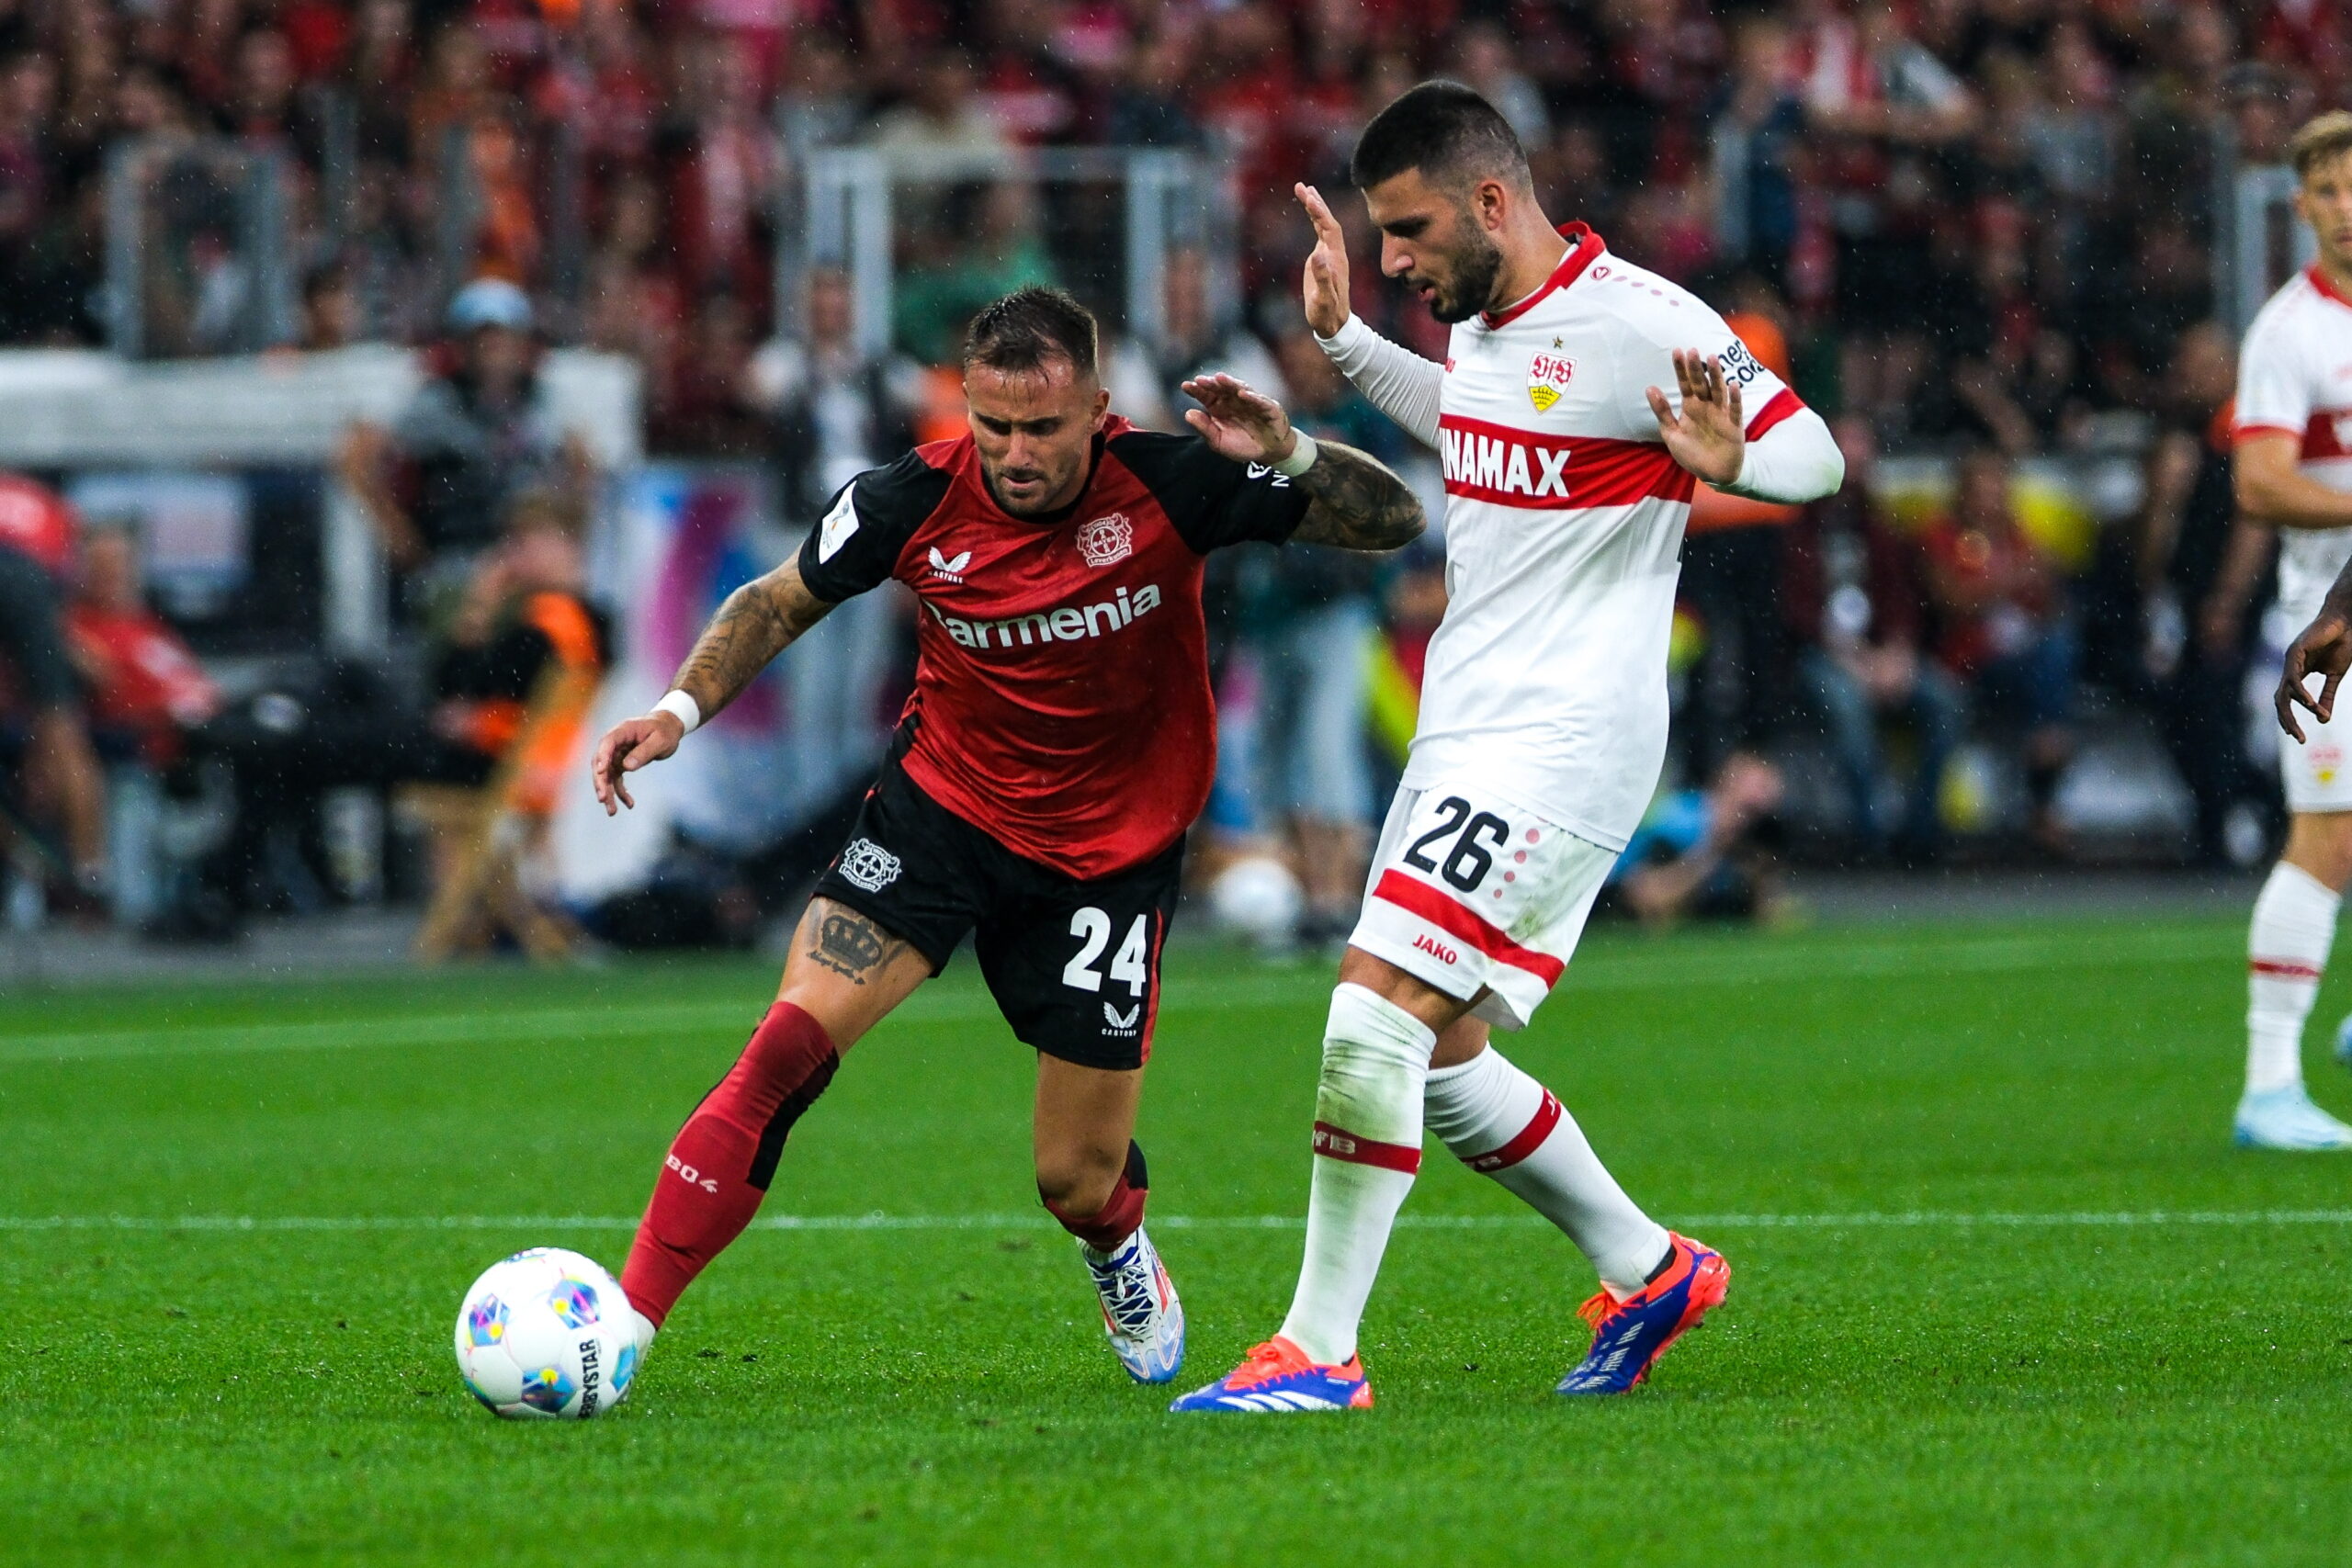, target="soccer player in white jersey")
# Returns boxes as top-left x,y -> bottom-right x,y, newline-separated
2231,111 -> 2352,1152
1172,84 -> 1845,1414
